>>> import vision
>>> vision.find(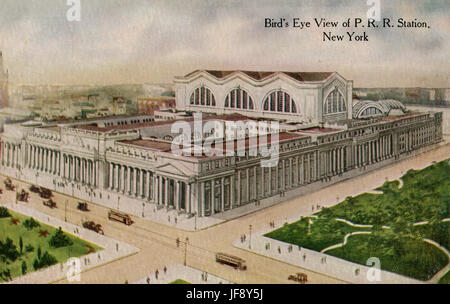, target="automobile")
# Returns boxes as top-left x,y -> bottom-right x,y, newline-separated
43,199 -> 57,209
29,185 -> 40,193
39,187 -> 53,199
77,202 -> 89,212
288,272 -> 308,284
17,190 -> 29,202
83,221 -> 104,234
4,178 -> 15,191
